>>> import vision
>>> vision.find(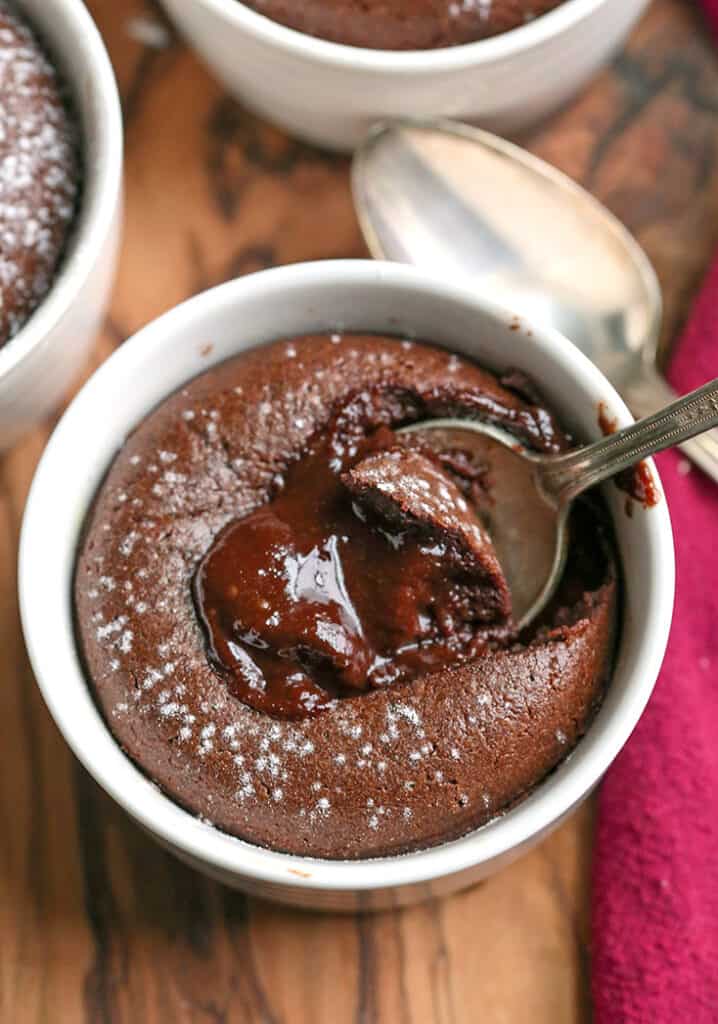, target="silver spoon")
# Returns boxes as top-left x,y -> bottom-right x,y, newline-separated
353,119 -> 718,483
399,378 -> 718,629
